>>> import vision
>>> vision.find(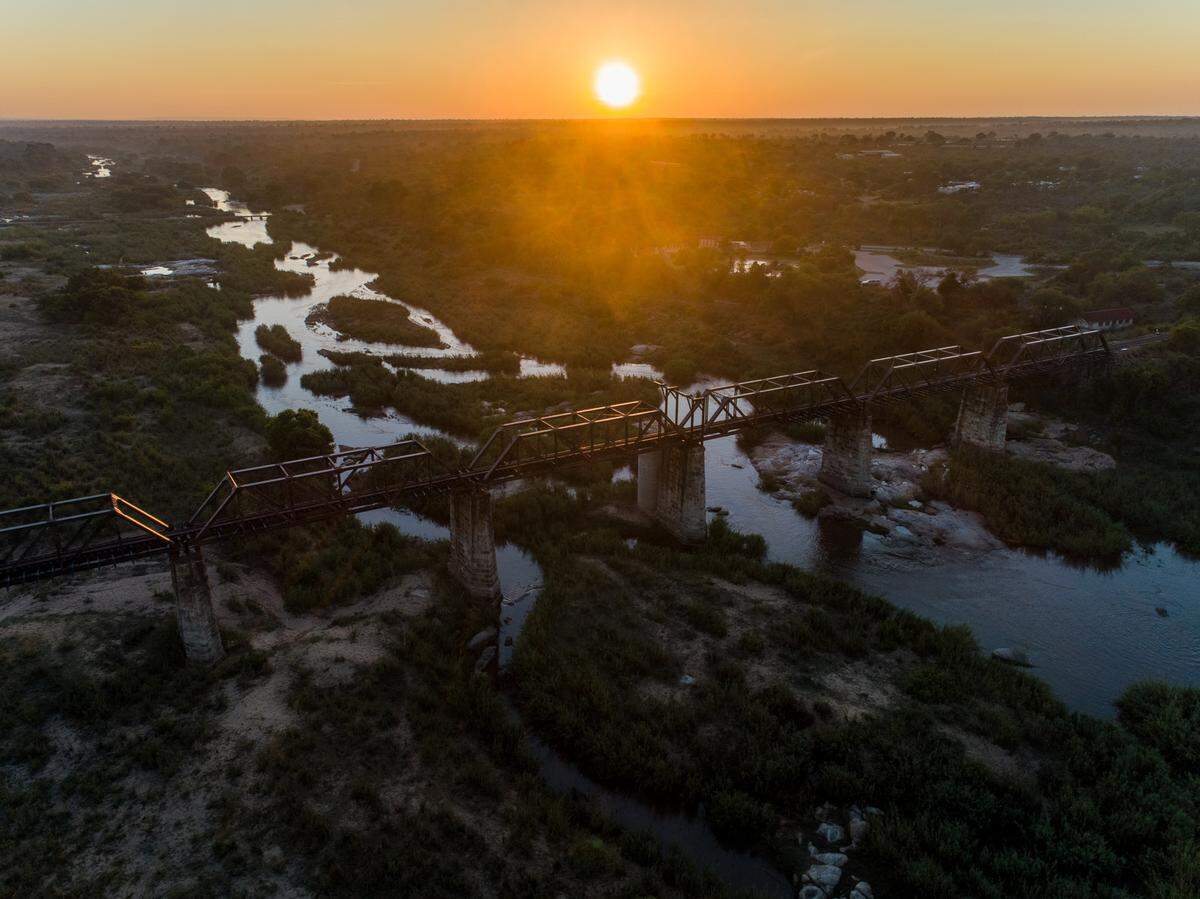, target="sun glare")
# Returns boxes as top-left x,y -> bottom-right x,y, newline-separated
594,61 -> 641,109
